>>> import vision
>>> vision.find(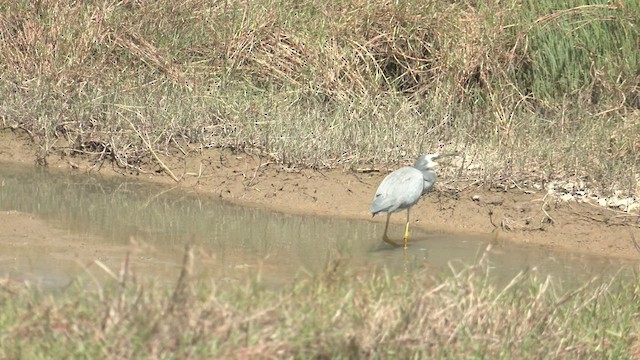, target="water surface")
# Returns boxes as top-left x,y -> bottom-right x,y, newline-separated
0,162 -> 632,289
